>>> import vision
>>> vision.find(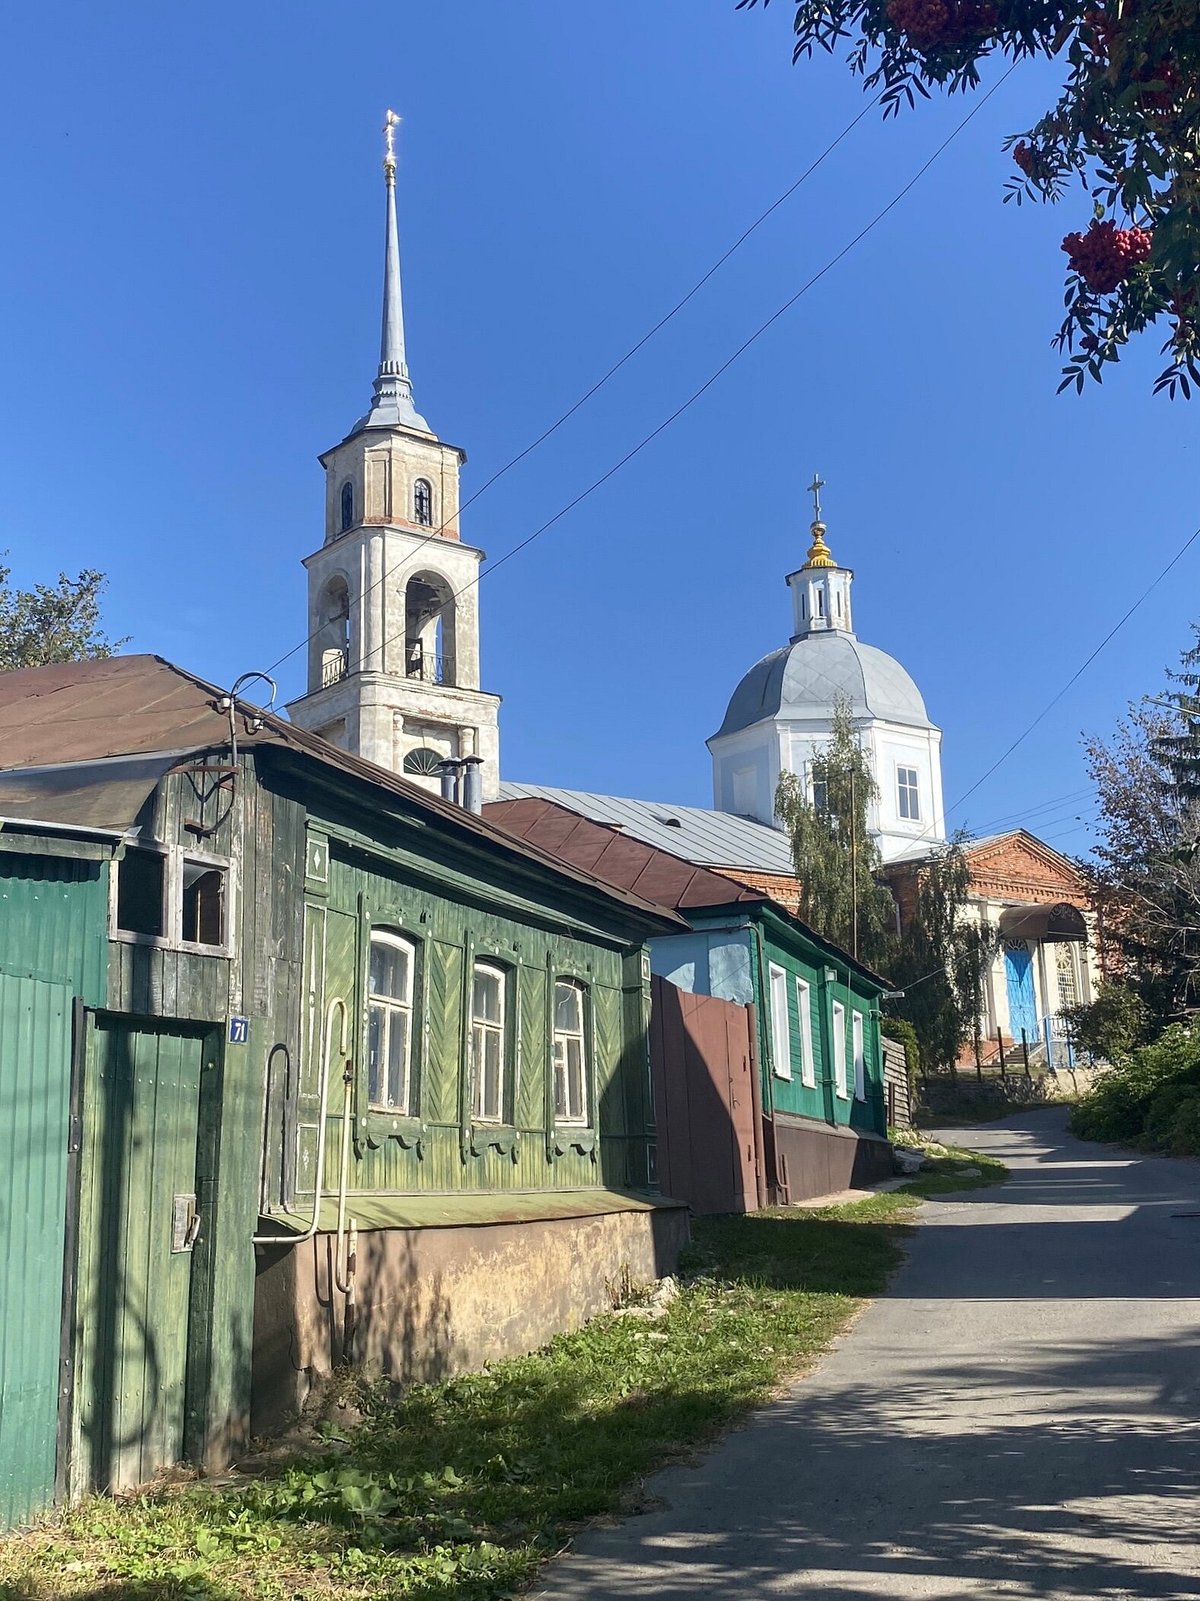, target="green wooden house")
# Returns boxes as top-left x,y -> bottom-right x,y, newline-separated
485,796 -> 892,1201
0,655 -> 685,1523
